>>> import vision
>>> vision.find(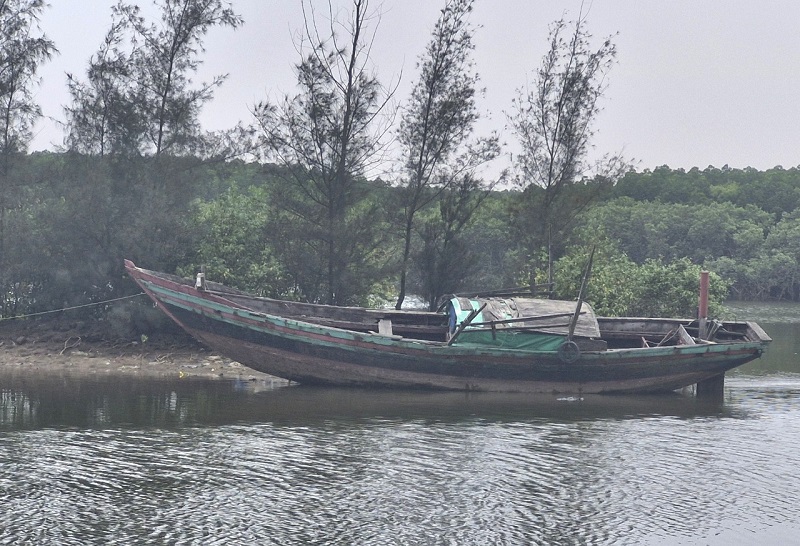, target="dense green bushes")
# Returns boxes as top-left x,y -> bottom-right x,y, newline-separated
587,165 -> 800,302
553,245 -> 729,318
5,157 -> 800,324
